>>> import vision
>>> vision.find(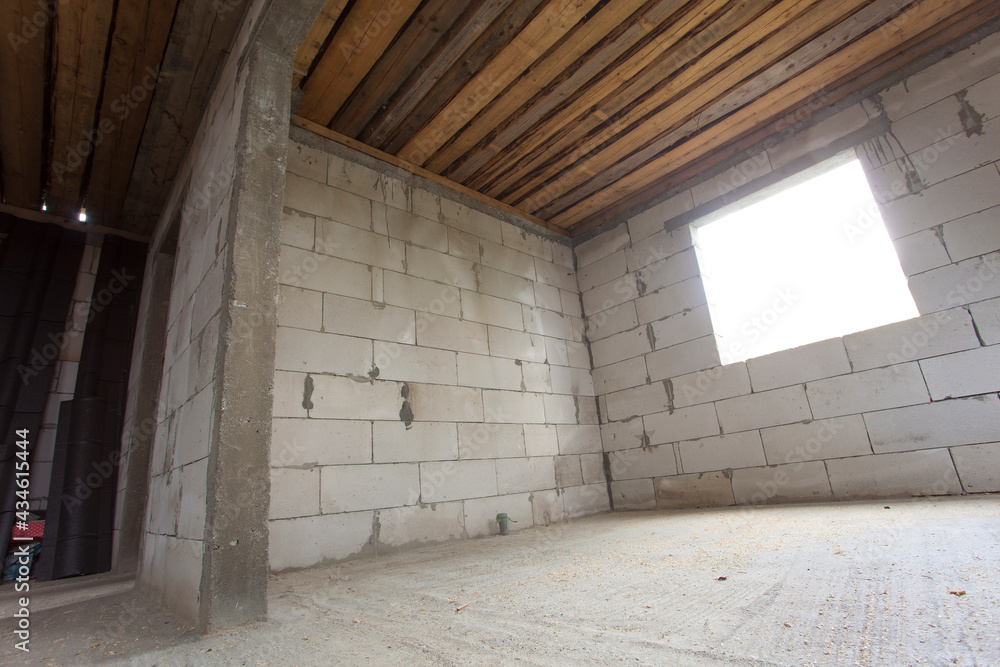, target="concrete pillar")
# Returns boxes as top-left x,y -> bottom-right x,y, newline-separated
195,0 -> 325,630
